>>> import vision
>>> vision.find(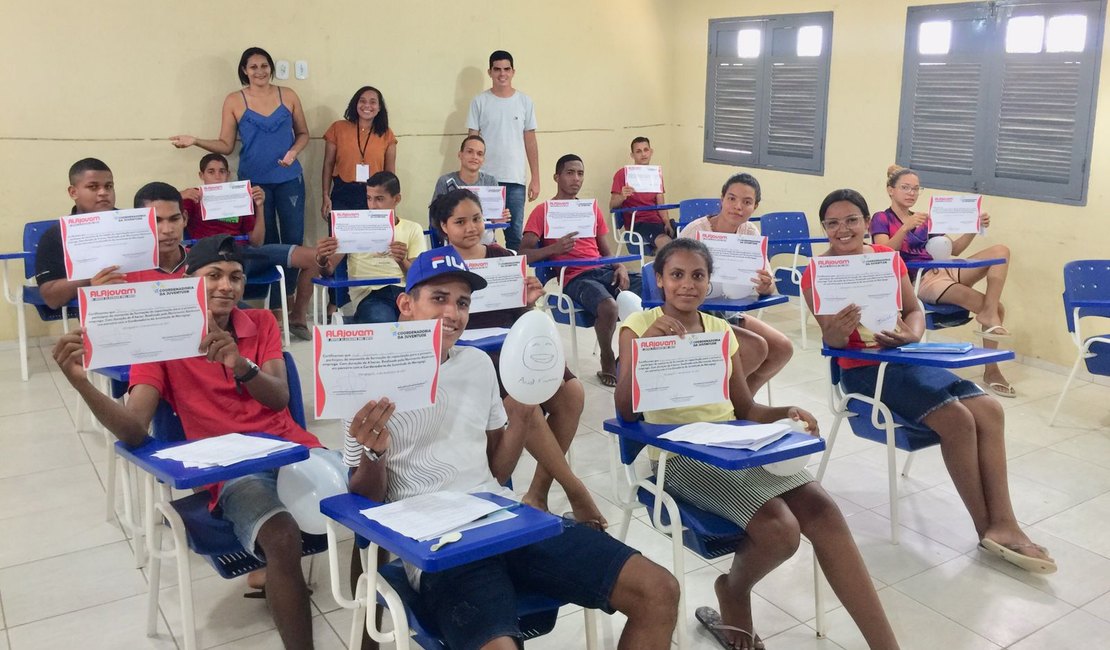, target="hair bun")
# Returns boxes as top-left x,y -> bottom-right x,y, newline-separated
886,164 -> 905,179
